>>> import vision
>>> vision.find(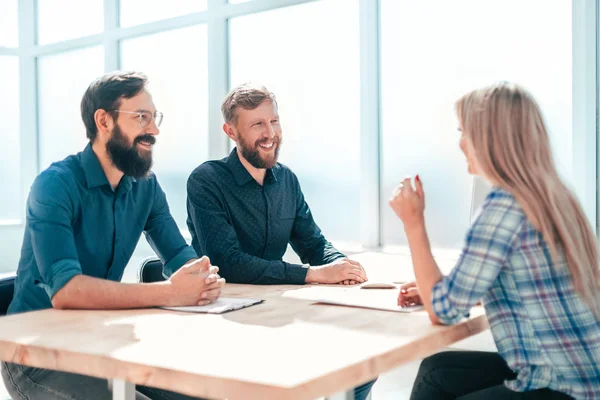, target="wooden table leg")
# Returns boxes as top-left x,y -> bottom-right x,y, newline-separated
112,378 -> 135,400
